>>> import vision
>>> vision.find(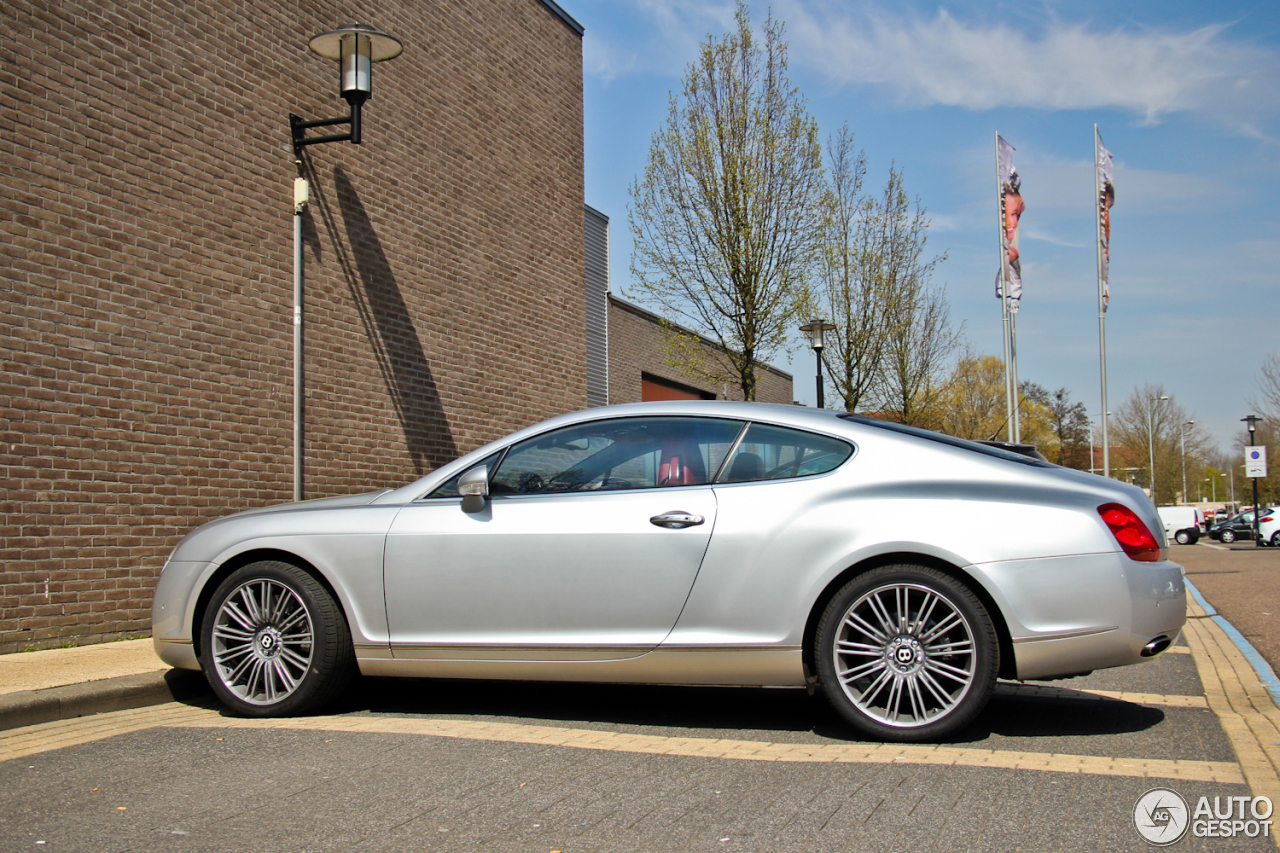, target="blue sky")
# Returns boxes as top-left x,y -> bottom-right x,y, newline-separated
572,0 -> 1280,453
